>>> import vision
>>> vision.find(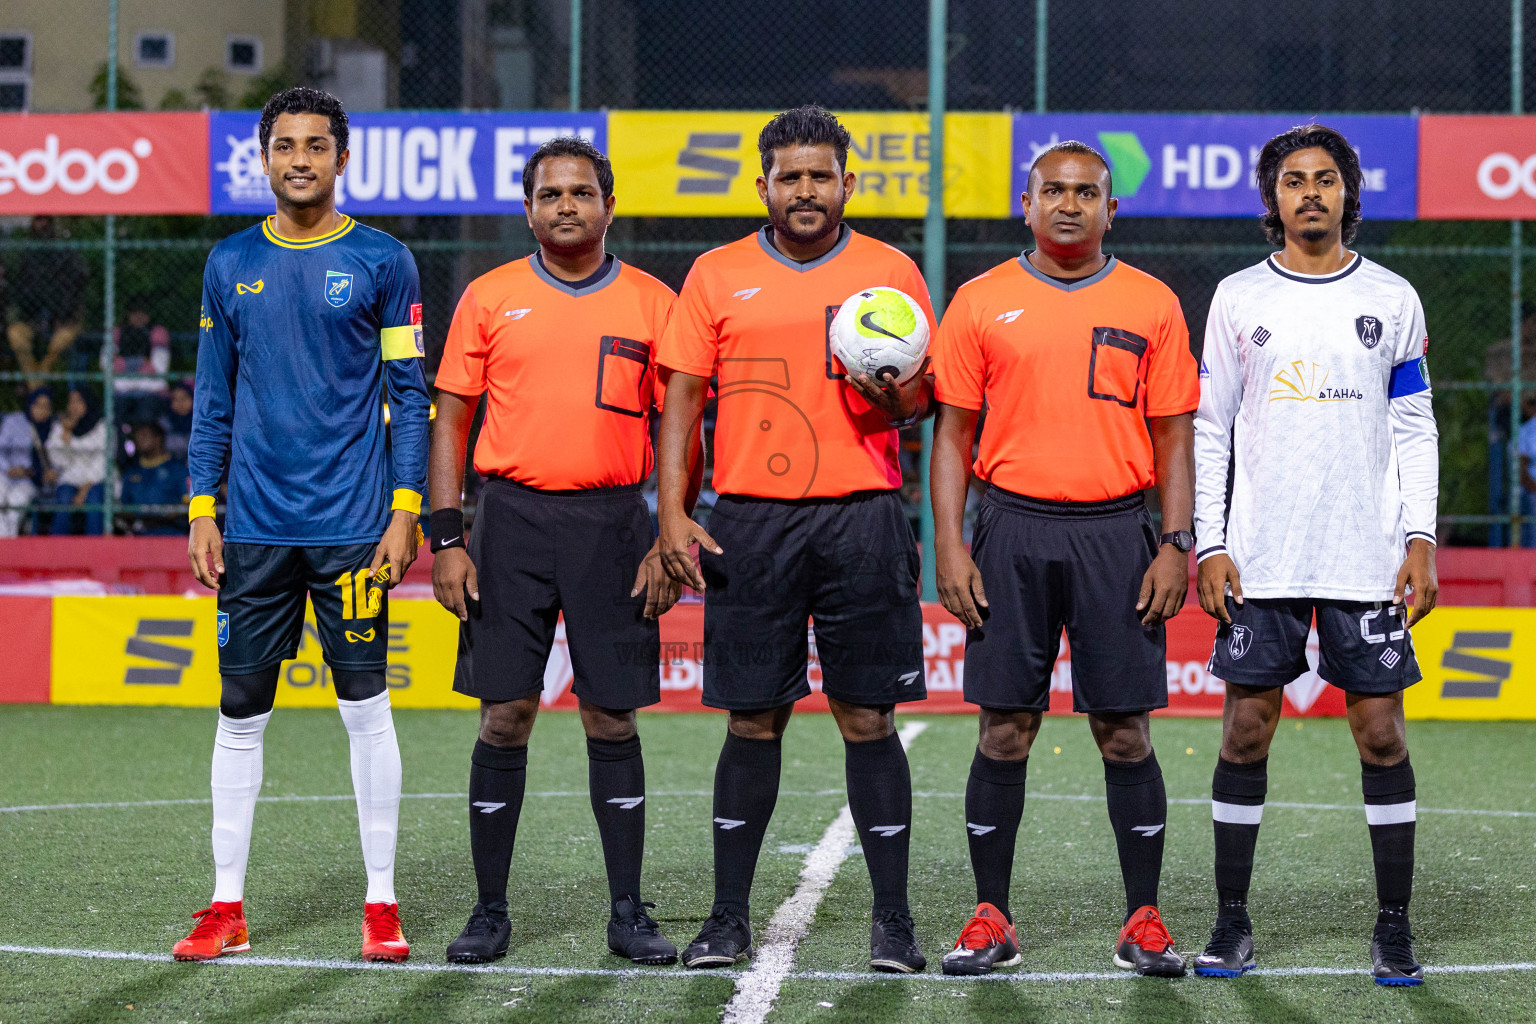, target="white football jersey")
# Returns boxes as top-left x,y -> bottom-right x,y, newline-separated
1193,254 -> 1438,600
